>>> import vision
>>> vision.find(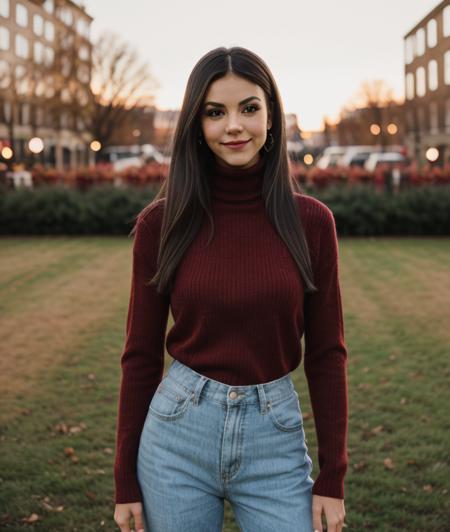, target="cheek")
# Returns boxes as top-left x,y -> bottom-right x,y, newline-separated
202,121 -> 222,142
